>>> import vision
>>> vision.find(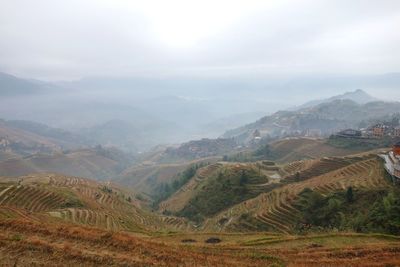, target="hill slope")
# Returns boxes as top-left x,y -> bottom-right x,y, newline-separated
158,151 -> 371,222
227,137 -> 371,163
0,118 -> 94,161
296,89 -> 378,109
203,154 -> 392,233
0,147 -> 134,180
0,72 -> 50,96
0,159 -> 399,266
223,100 -> 400,143
0,173 -> 190,232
